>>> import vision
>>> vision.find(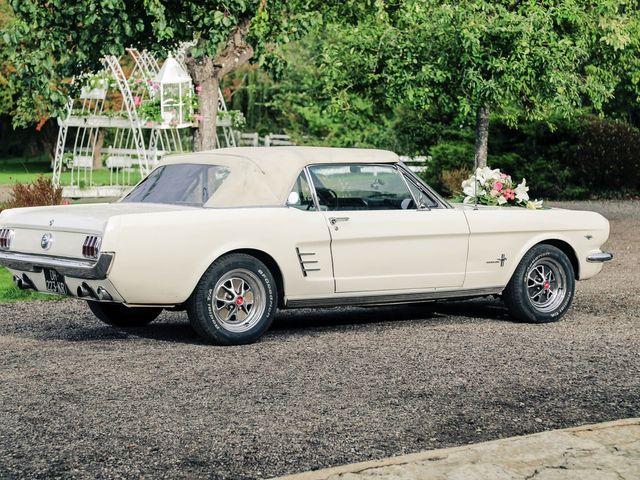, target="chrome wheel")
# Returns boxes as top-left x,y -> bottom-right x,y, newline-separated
212,269 -> 266,333
525,258 -> 567,313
